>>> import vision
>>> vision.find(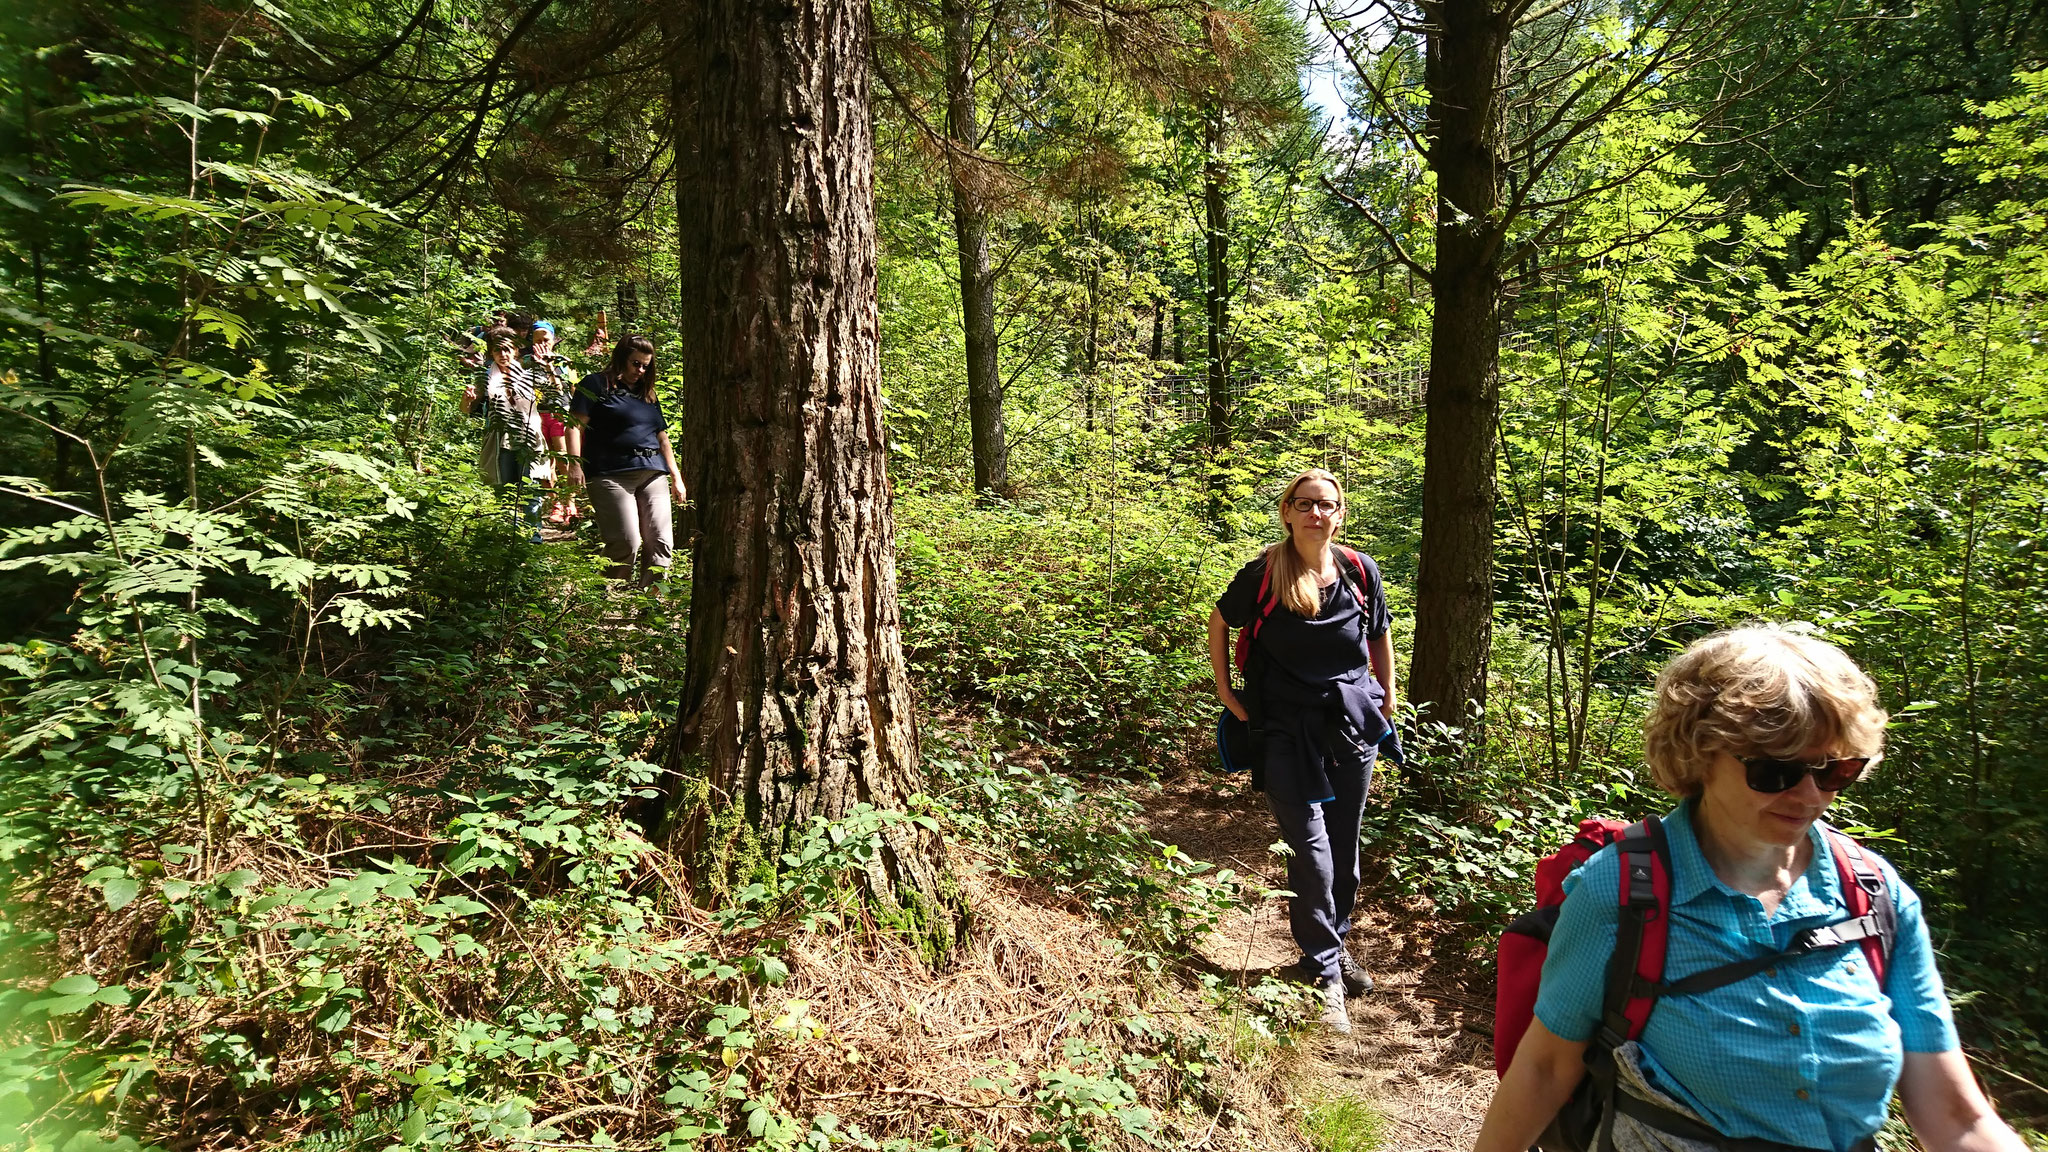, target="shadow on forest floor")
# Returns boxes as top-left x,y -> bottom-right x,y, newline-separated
1139,760 -> 1499,1152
